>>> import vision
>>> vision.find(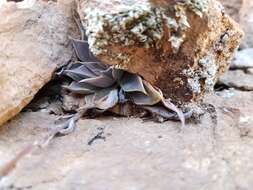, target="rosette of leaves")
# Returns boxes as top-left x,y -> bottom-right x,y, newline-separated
57,37 -> 191,133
